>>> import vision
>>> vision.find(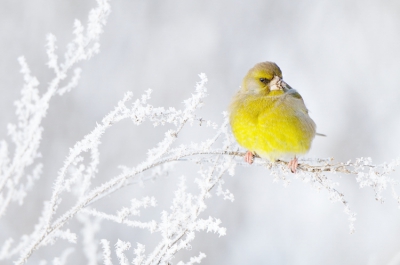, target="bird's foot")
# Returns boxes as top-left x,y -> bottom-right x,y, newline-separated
288,157 -> 298,173
244,151 -> 254,164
